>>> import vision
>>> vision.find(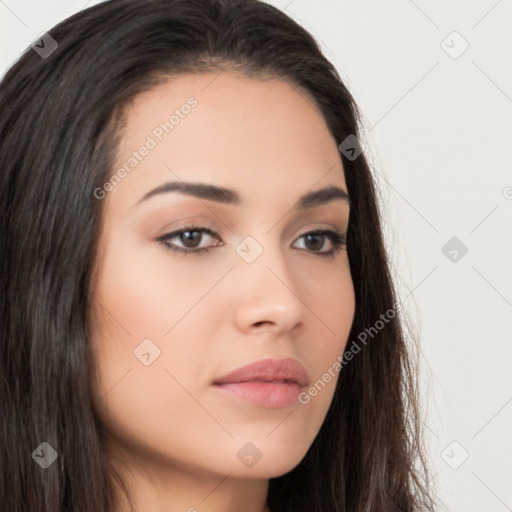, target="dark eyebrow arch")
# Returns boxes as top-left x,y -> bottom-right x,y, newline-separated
136,181 -> 350,209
